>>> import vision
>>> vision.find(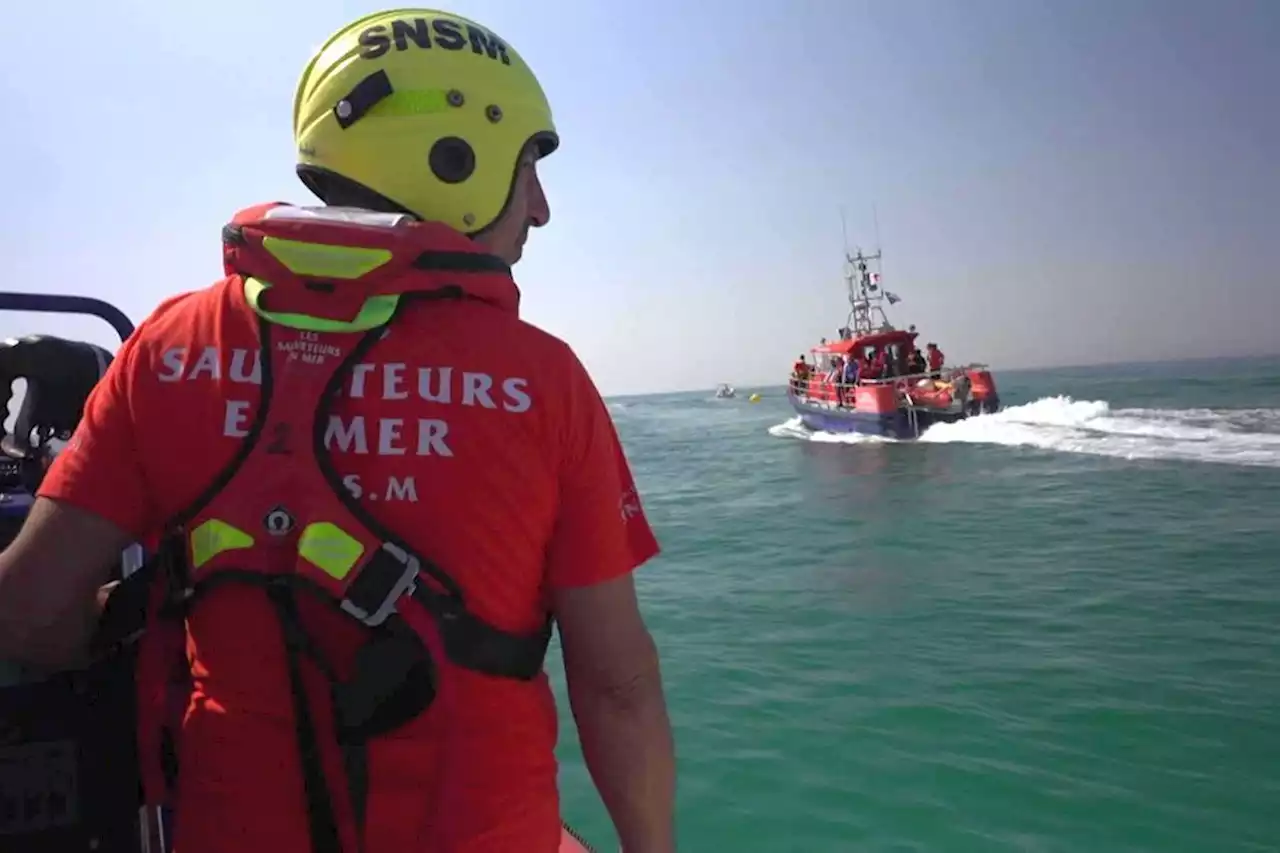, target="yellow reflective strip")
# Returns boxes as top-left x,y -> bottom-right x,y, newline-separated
369,89 -> 451,118
189,519 -> 255,570
243,278 -> 399,333
260,236 -> 392,279
297,522 -> 365,581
